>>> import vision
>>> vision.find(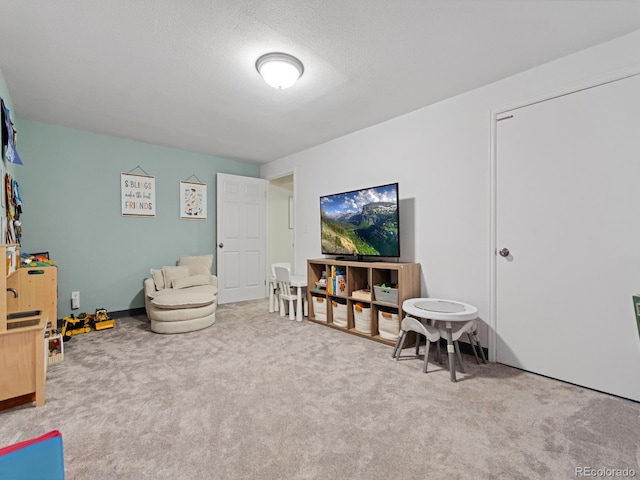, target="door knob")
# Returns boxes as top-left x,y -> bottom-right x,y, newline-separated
218,243 -> 224,248
499,248 -> 510,257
